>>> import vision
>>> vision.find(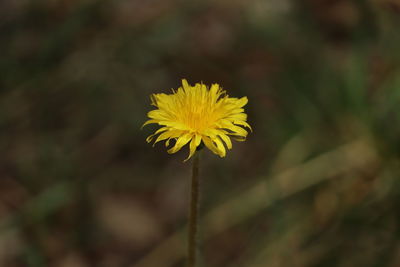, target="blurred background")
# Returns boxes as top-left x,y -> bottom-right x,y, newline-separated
1,0 -> 400,266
